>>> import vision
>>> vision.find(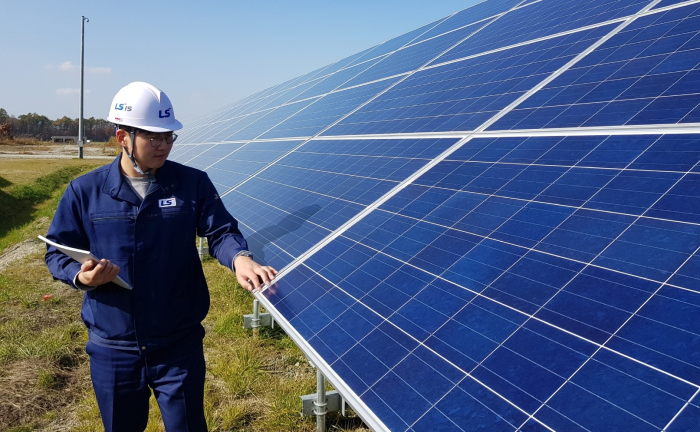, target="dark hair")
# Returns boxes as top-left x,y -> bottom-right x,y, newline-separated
114,125 -> 143,134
